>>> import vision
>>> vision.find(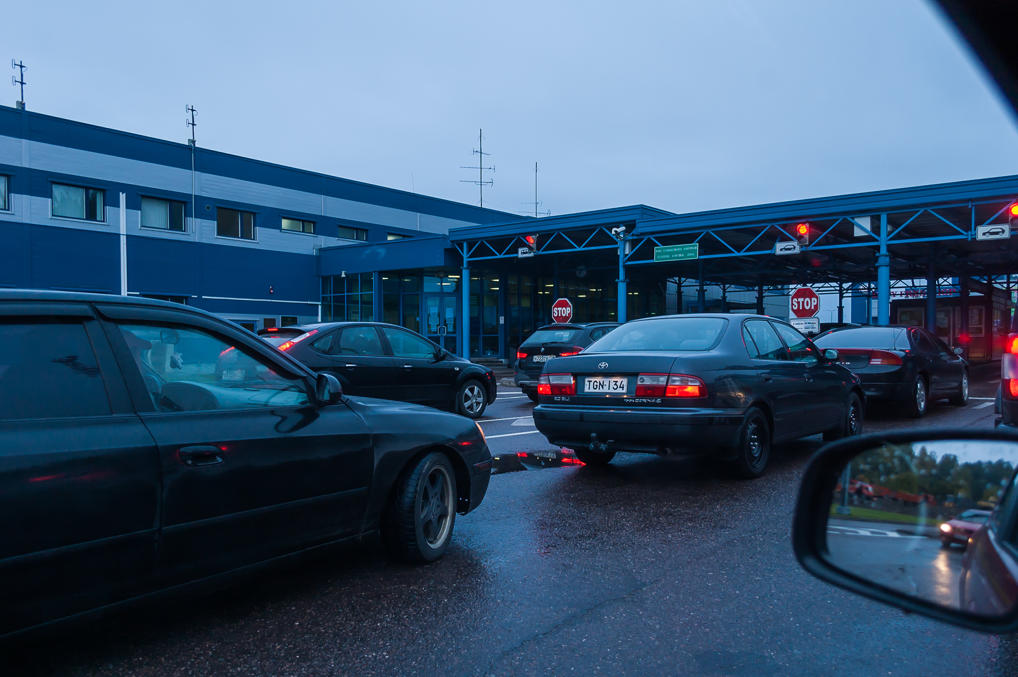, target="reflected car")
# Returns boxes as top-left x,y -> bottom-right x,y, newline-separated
266,322 -> 496,418
813,325 -> 968,418
998,308 -> 1018,433
0,290 -> 492,638
940,509 -> 991,549
532,314 -> 863,477
514,322 -> 619,401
